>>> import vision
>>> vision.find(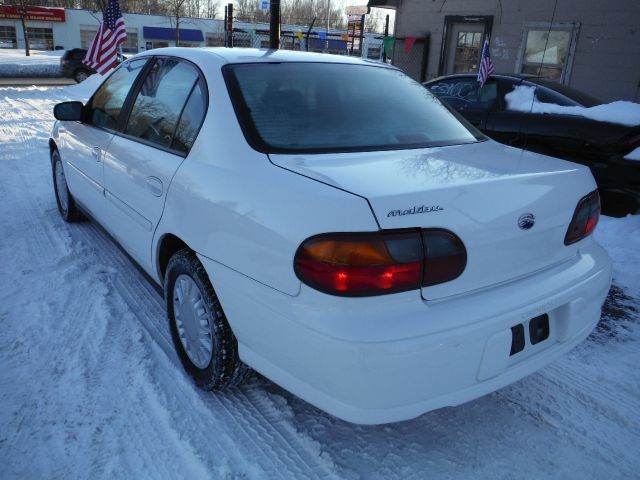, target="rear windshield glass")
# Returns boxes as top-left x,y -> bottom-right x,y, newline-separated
527,78 -> 602,107
223,62 -> 483,154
